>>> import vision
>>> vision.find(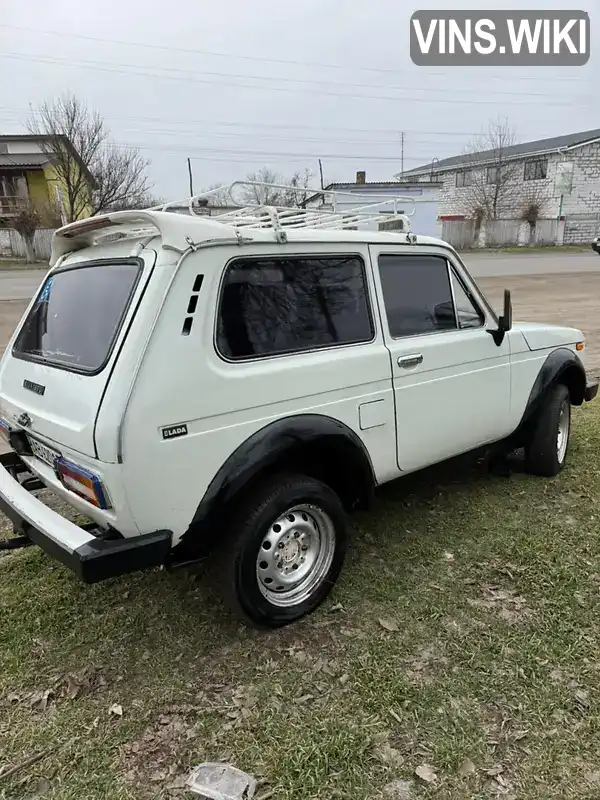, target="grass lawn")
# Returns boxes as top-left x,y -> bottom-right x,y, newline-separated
2,404 -> 600,800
